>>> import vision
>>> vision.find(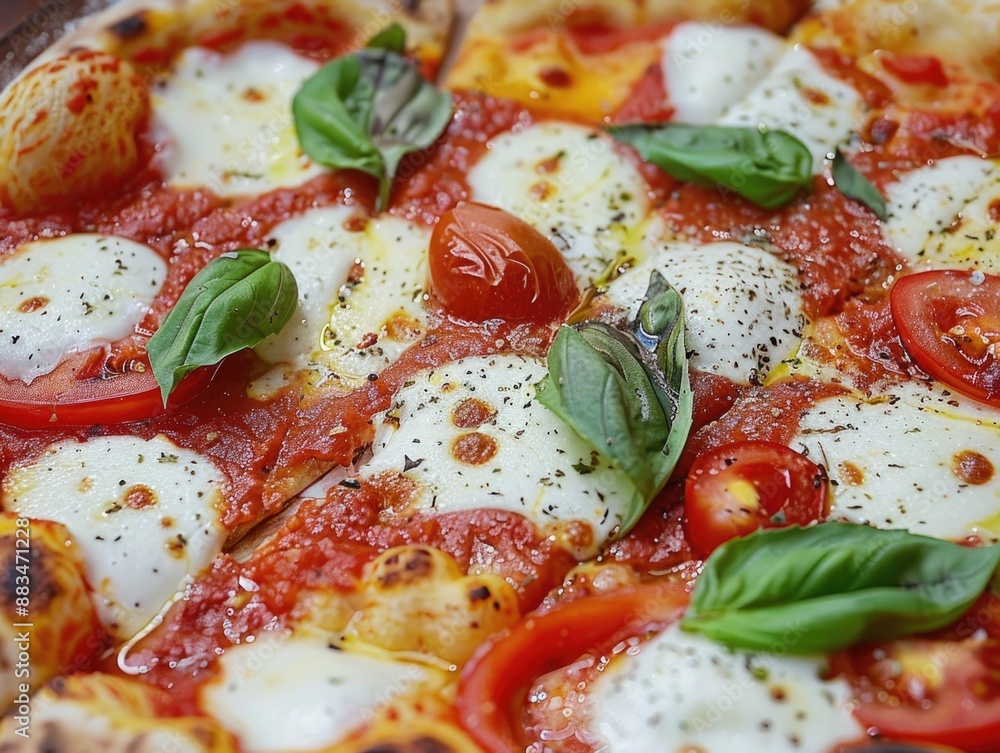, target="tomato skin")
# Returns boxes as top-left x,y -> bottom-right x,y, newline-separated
429,203 -> 578,324
890,270 -> 1000,407
834,636 -> 1000,752
881,53 -> 949,87
683,440 -> 828,556
0,361 -> 212,429
456,582 -> 689,753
